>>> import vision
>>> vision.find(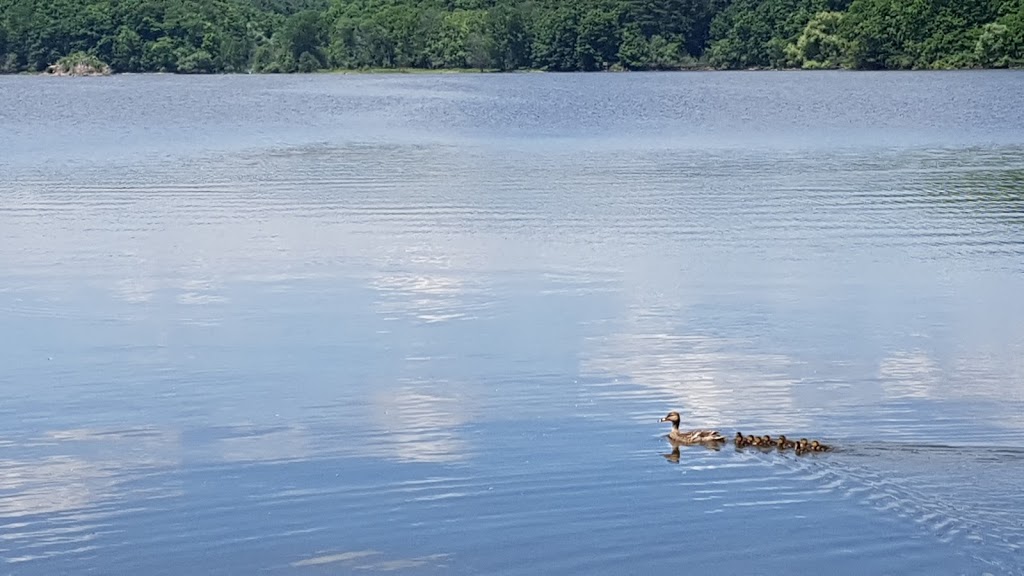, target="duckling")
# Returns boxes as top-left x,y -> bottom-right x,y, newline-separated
810,440 -> 831,452
746,434 -> 757,446
659,411 -> 726,444
776,435 -> 794,450
760,435 -> 772,448
795,438 -> 810,454
734,432 -> 746,447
